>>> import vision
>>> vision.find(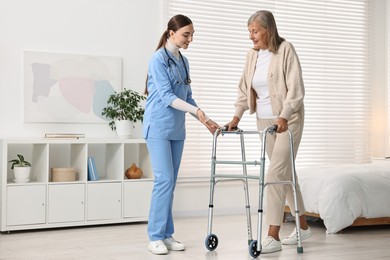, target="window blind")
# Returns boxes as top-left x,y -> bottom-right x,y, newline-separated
165,0 -> 372,177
